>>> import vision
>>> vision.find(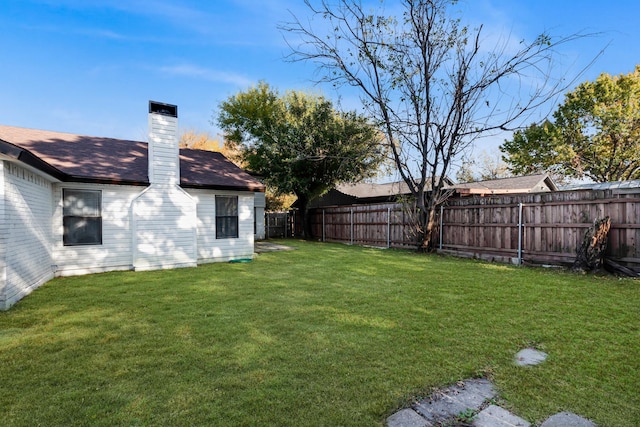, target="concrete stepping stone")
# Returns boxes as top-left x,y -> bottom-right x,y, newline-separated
515,348 -> 548,366
540,412 -> 597,427
473,404 -> 531,426
386,408 -> 431,427
411,378 -> 496,425
386,375 -> 598,427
